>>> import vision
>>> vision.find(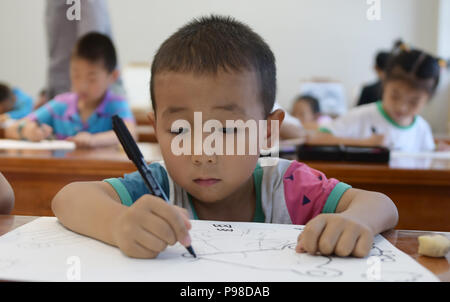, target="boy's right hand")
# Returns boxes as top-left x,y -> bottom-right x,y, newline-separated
23,122 -> 53,141
112,194 -> 192,259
